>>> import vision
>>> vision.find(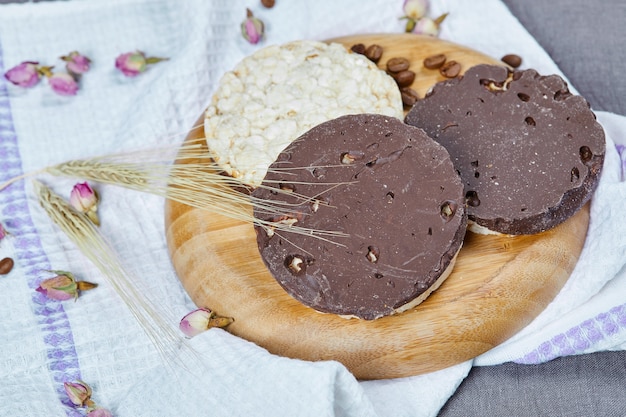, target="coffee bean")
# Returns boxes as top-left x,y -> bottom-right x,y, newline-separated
386,57 -> 410,73
0,257 -> 14,275
364,44 -> 383,63
423,53 -> 446,69
501,54 -> 522,68
440,60 -> 461,78
350,43 -> 366,55
392,70 -> 416,87
400,87 -> 419,107
261,0 -> 275,7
